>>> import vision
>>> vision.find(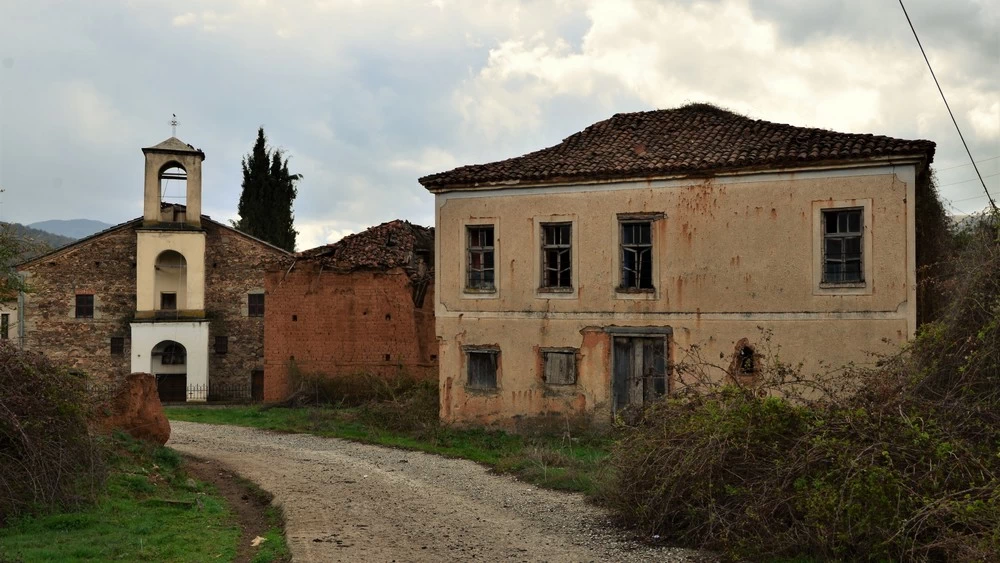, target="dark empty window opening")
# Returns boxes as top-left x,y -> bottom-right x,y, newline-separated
94,261 -> 101,268
541,223 -> 572,290
822,208 -> 863,283
160,292 -> 177,311
620,221 -> 653,290
110,337 -> 125,355
292,314 -> 298,322
466,225 -> 496,291
384,354 -> 391,361
75,294 -> 94,319
385,313 -> 391,321
248,293 -> 265,317
1,313 -> 9,340
738,345 -> 756,375
466,348 -> 499,390
430,354 -> 438,361
542,349 -> 577,385
215,336 -> 229,355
